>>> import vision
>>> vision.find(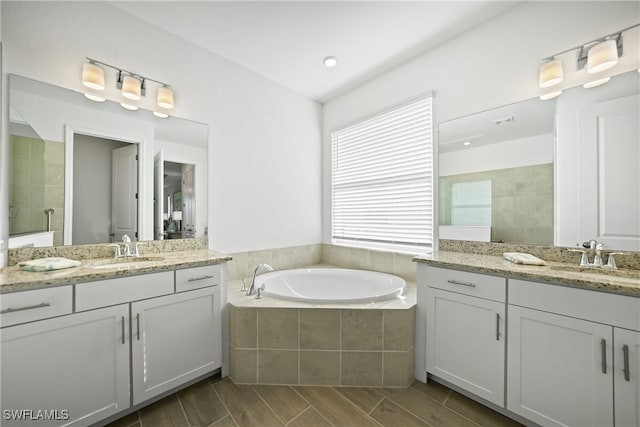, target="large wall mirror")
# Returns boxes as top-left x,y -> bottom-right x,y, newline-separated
438,70 -> 639,251
8,74 -> 209,248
